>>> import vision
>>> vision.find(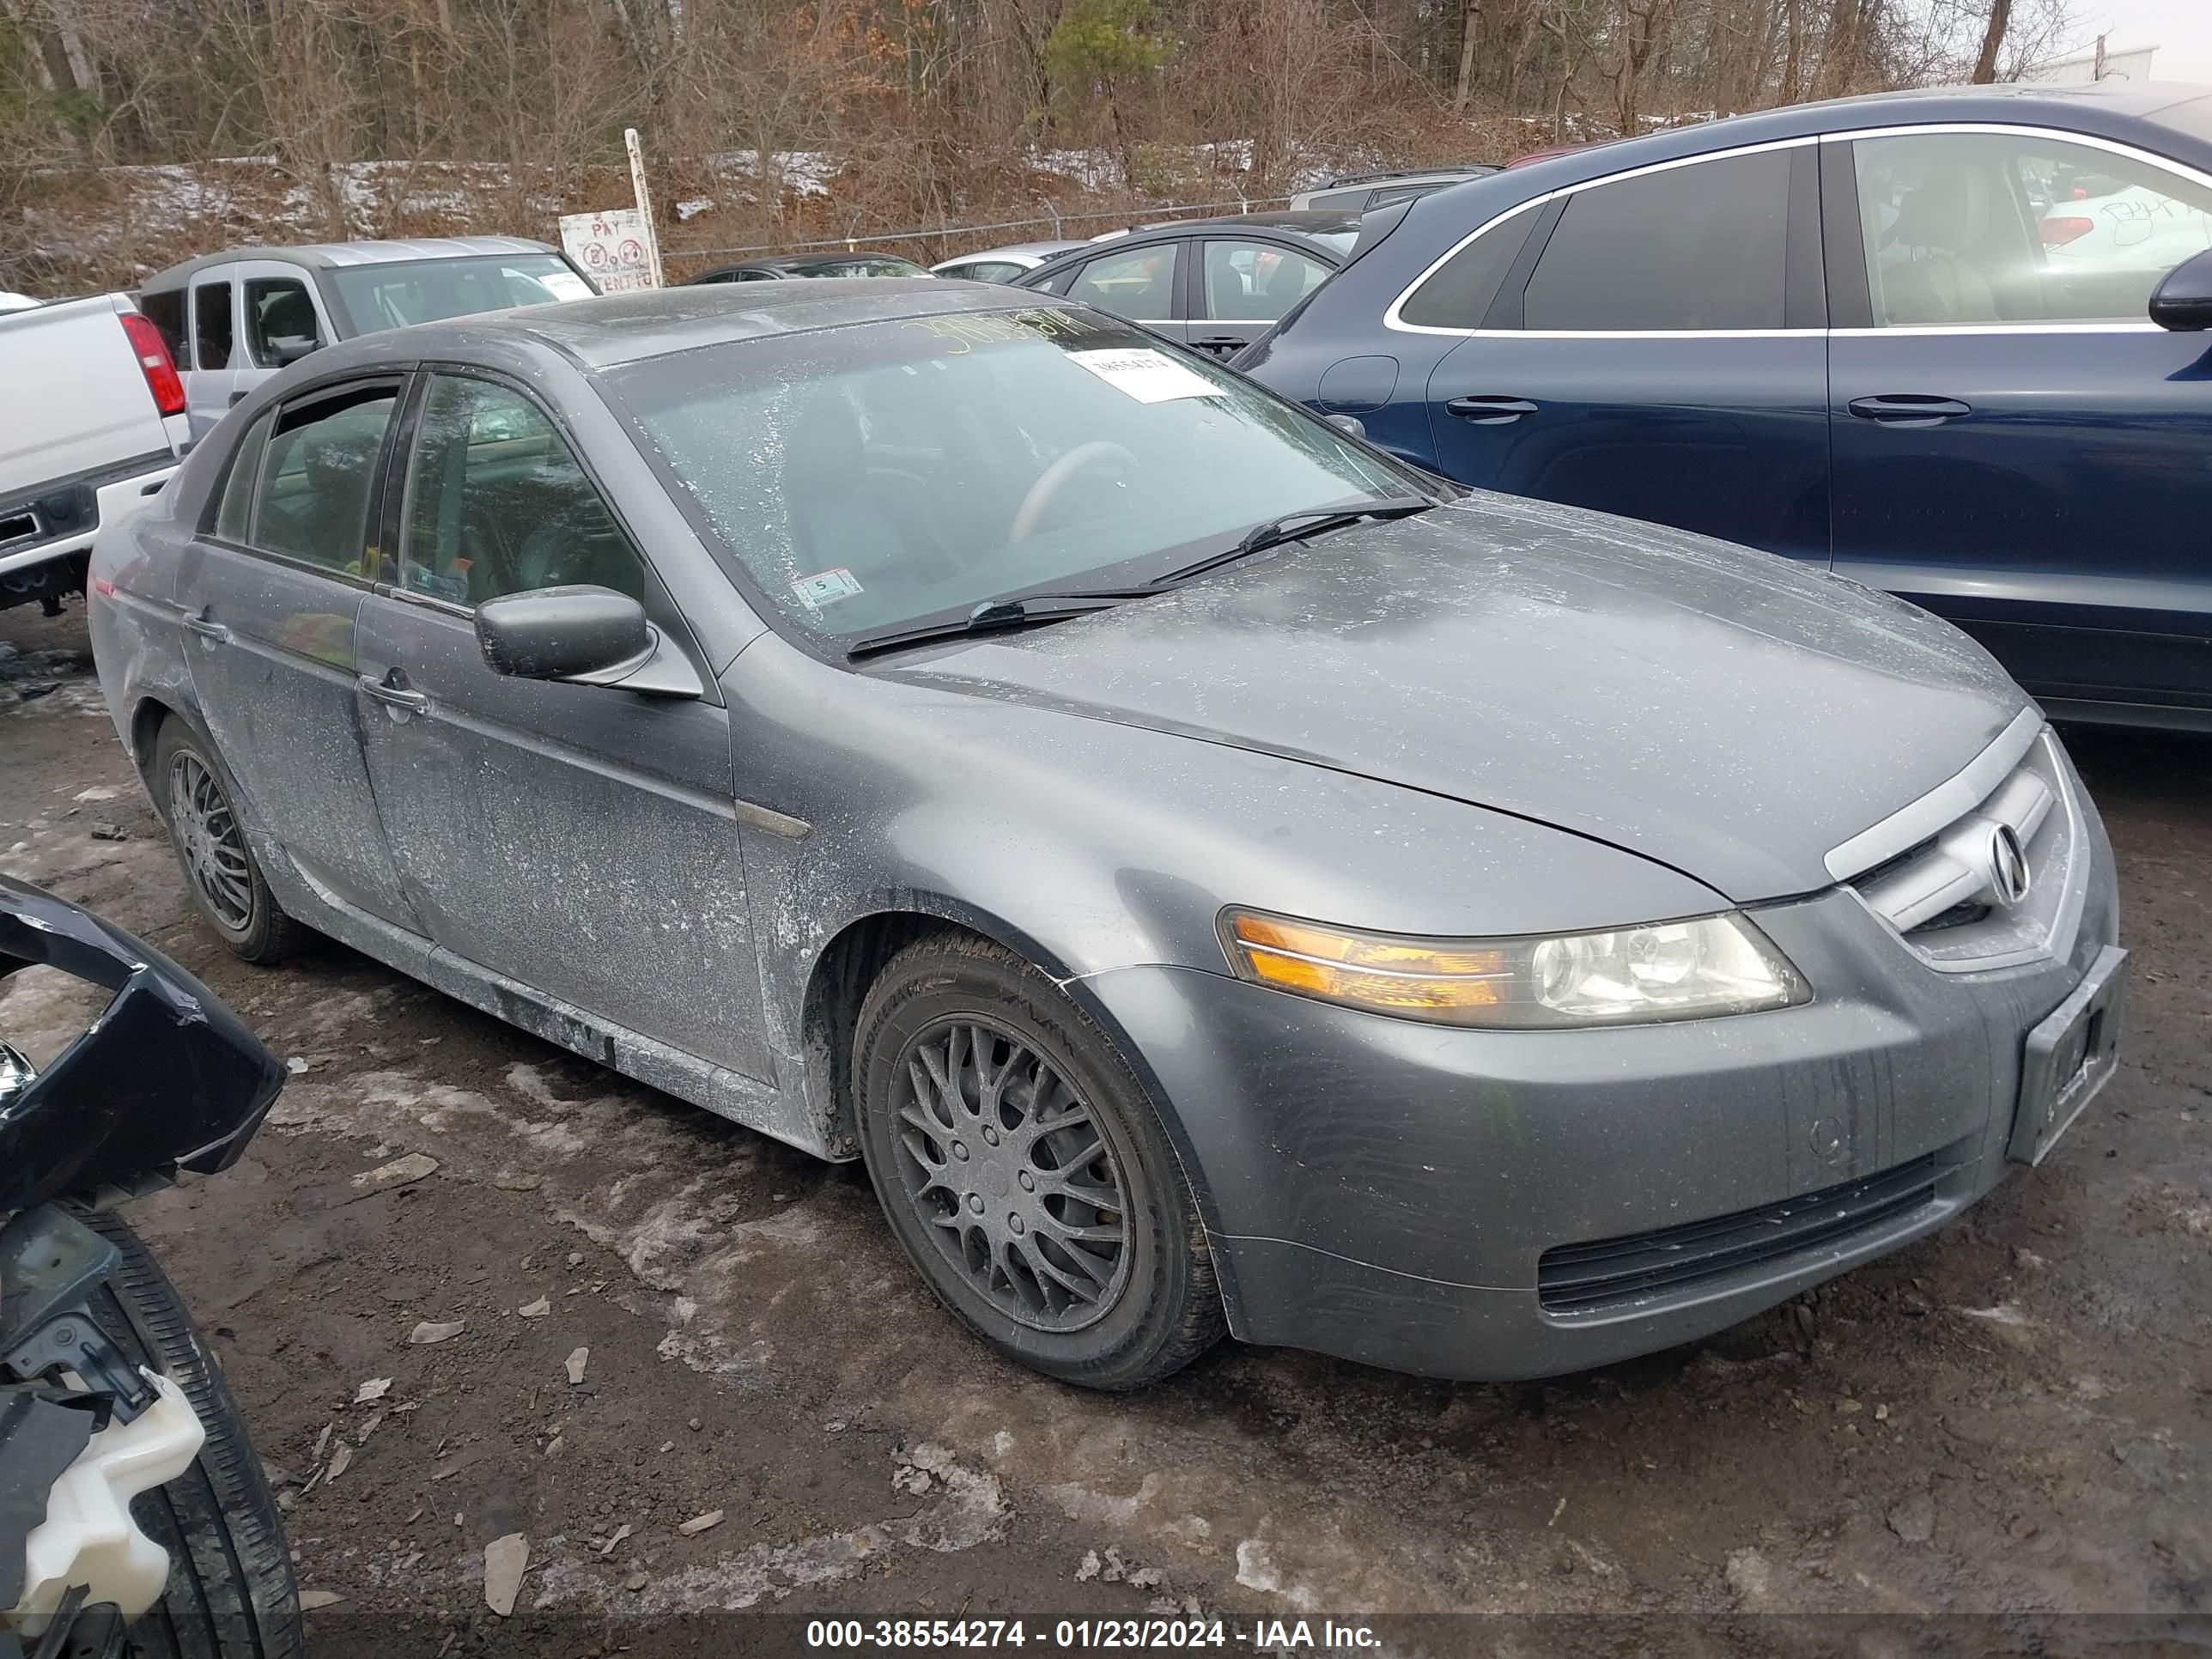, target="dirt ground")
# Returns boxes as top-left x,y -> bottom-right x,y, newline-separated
2,599 -> 2207,1654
